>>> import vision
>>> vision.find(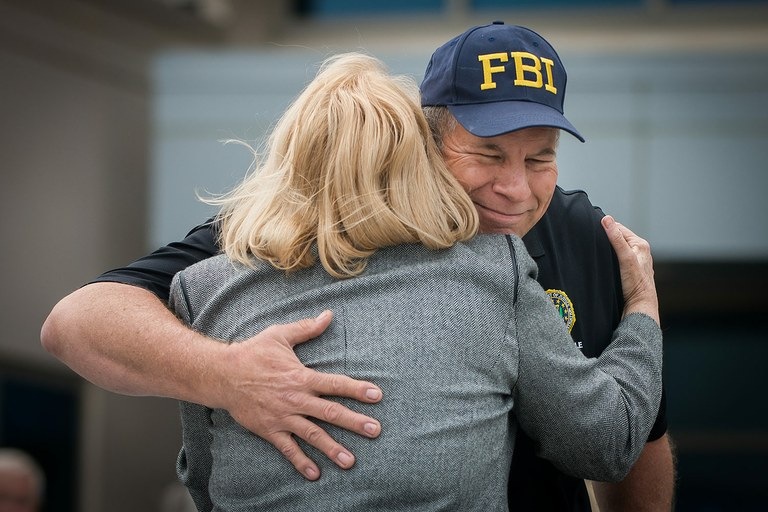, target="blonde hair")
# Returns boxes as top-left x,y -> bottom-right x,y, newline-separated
211,53 -> 478,278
